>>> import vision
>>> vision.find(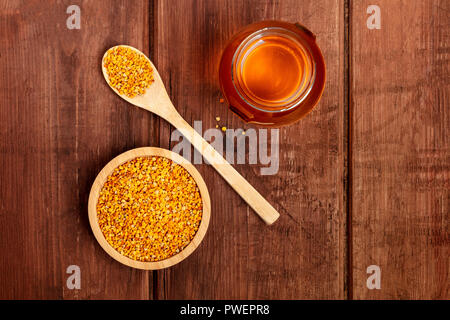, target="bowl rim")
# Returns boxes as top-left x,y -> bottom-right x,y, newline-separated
87,147 -> 211,270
